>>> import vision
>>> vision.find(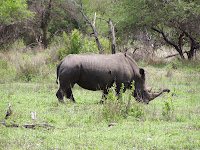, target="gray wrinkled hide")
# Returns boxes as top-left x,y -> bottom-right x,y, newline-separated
56,53 -> 169,103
